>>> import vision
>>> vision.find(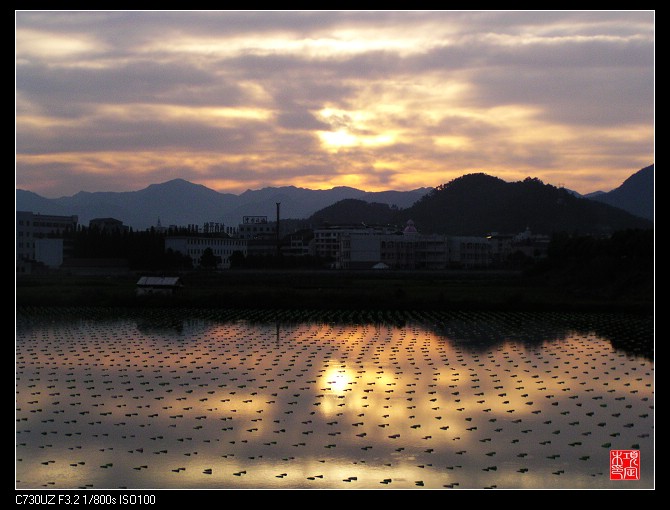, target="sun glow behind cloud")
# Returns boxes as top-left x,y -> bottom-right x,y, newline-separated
316,106 -> 397,151
15,11 -> 654,197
